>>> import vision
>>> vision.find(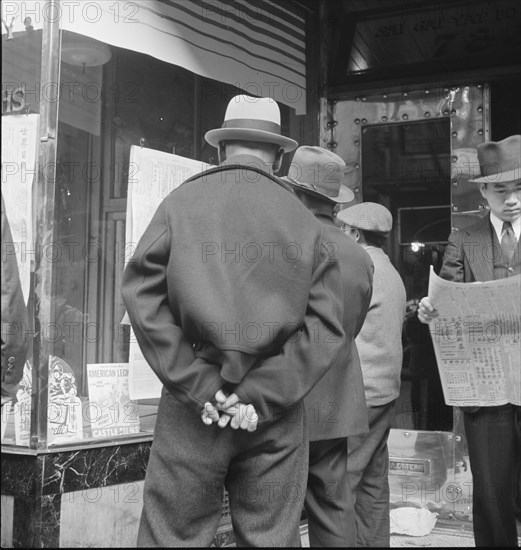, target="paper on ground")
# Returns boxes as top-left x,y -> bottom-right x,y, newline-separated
390,507 -> 438,536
